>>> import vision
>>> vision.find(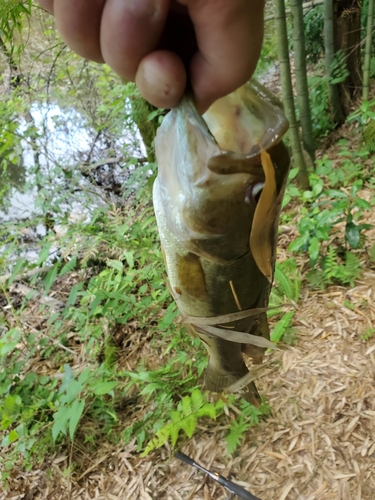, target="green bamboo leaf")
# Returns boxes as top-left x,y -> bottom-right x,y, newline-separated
44,266 -> 58,294
36,242 -> 53,266
66,283 -> 82,307
7,258 -> 26,285
59,257 -> 77,277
